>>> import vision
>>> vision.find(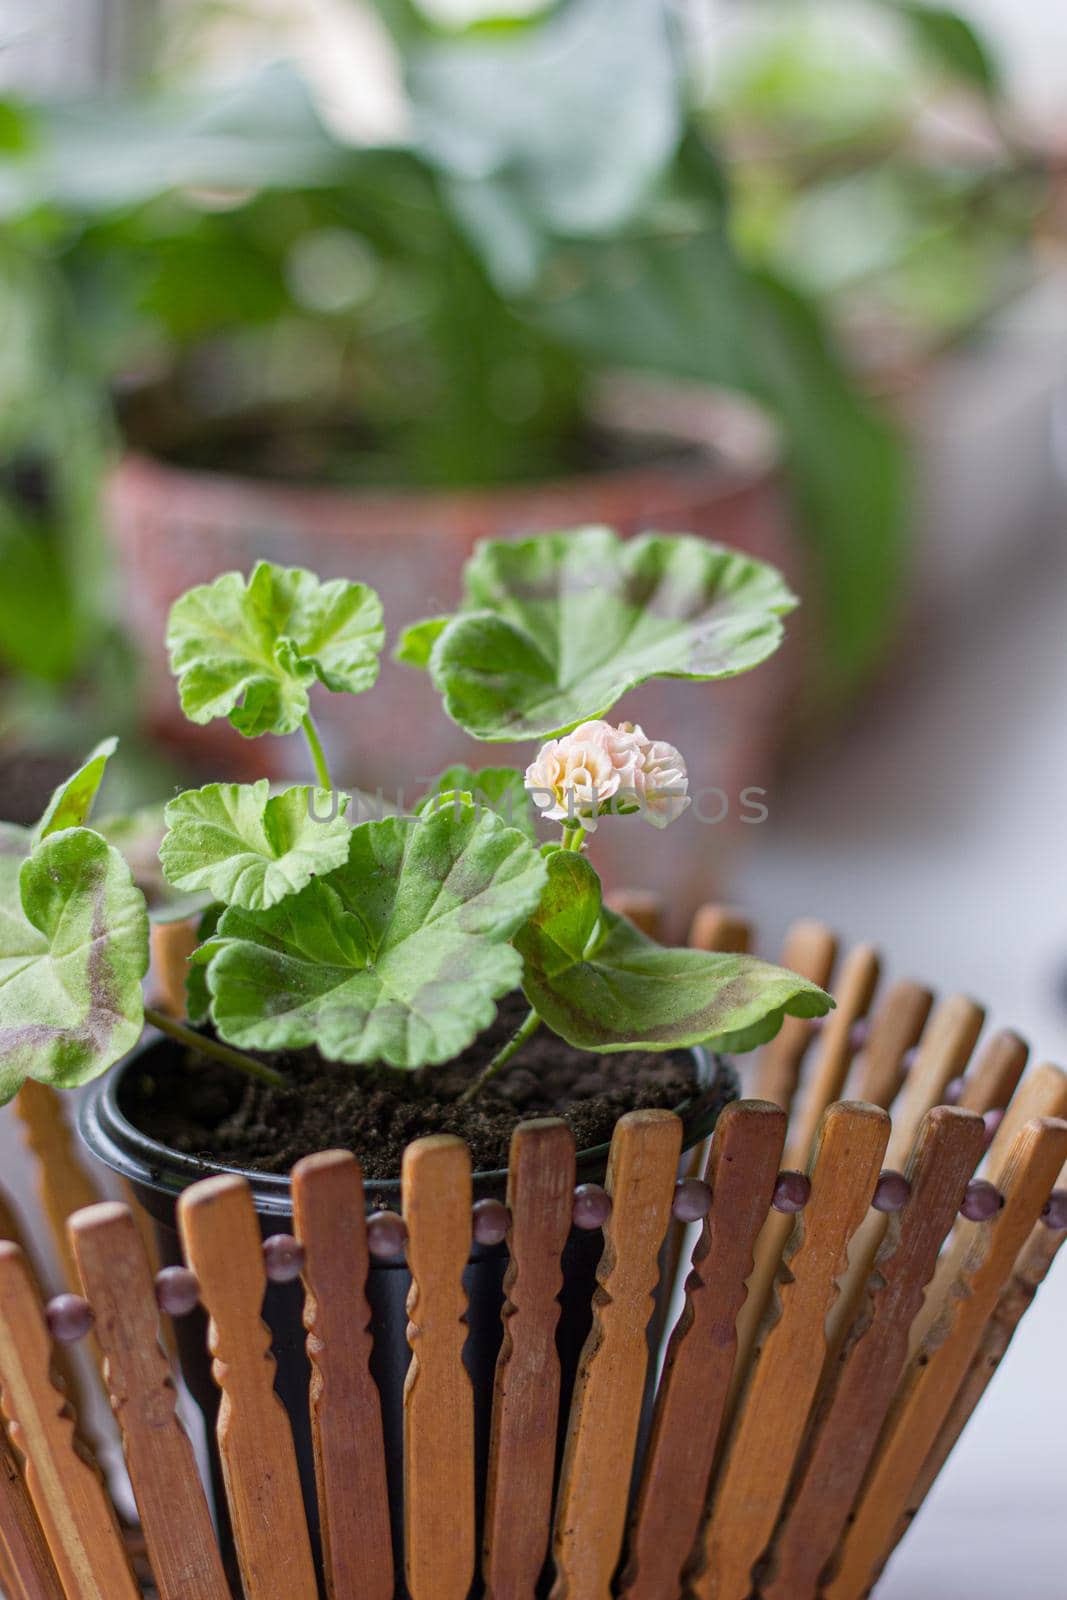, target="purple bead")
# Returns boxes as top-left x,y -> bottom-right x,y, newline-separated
772,1171 -> 811,1213
1041,1189 -> 1067,1231
900,1047 -> 919,1076
672,1178 -> 713,1223
45,1294 -> 94,1344
961,1179 -> 1003,1222
849,1020 -> 870,1053
263,1234 -> 306,1284
872,1170 -> 911,1213
982,1107 -> 1004,1149
155,1267 -> 200,1317
472,1199 -> 509,1247
943,1077 -> 965,1106
366,1211 -> 407,1260
572,1184 -> 612,1230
